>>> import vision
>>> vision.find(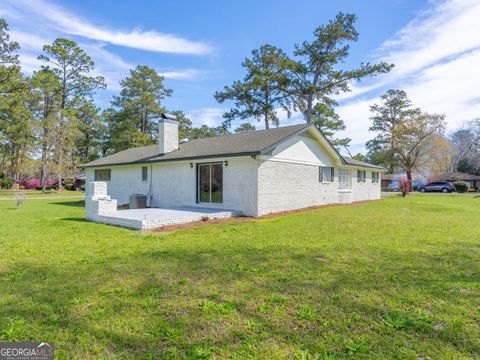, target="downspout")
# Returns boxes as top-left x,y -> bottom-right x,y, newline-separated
147,164 -> 153,207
